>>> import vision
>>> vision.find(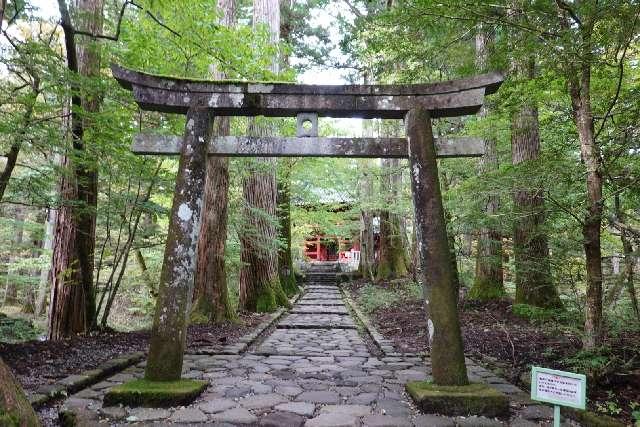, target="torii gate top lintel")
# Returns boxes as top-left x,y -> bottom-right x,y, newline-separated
111,64 -> 503,119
